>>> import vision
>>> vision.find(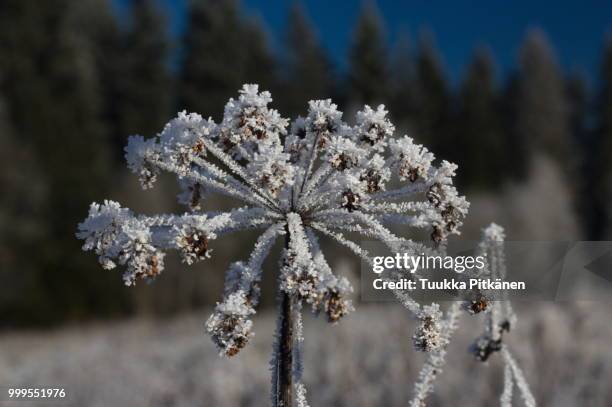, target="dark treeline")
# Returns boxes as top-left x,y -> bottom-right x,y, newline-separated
0,0 -> 611,326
